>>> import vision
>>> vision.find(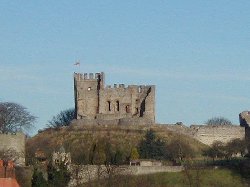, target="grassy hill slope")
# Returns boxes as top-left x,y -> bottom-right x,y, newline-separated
27,124 -> 208,163
85,168 -> 248,187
